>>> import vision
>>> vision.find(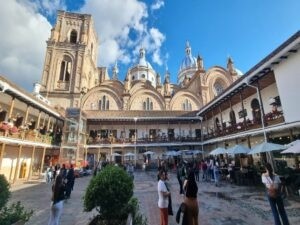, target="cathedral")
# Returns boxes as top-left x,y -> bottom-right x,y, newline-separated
1,10 -> 300,181
40,11 -> 240,111
37,10 -> 241,165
